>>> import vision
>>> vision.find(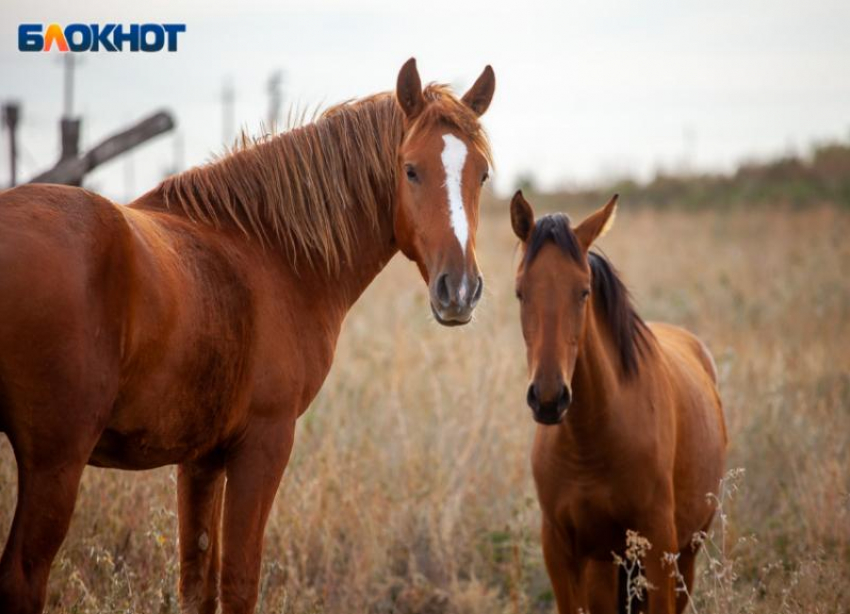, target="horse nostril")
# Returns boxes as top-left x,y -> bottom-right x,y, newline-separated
526,384 -> 540,411
435,273 -> 451,308
470,275 -> 484,307
560,385 -> 572,409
